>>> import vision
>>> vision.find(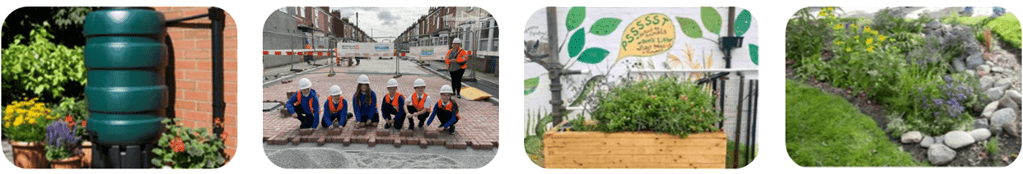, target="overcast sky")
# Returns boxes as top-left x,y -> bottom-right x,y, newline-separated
329,7 -> 430,42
